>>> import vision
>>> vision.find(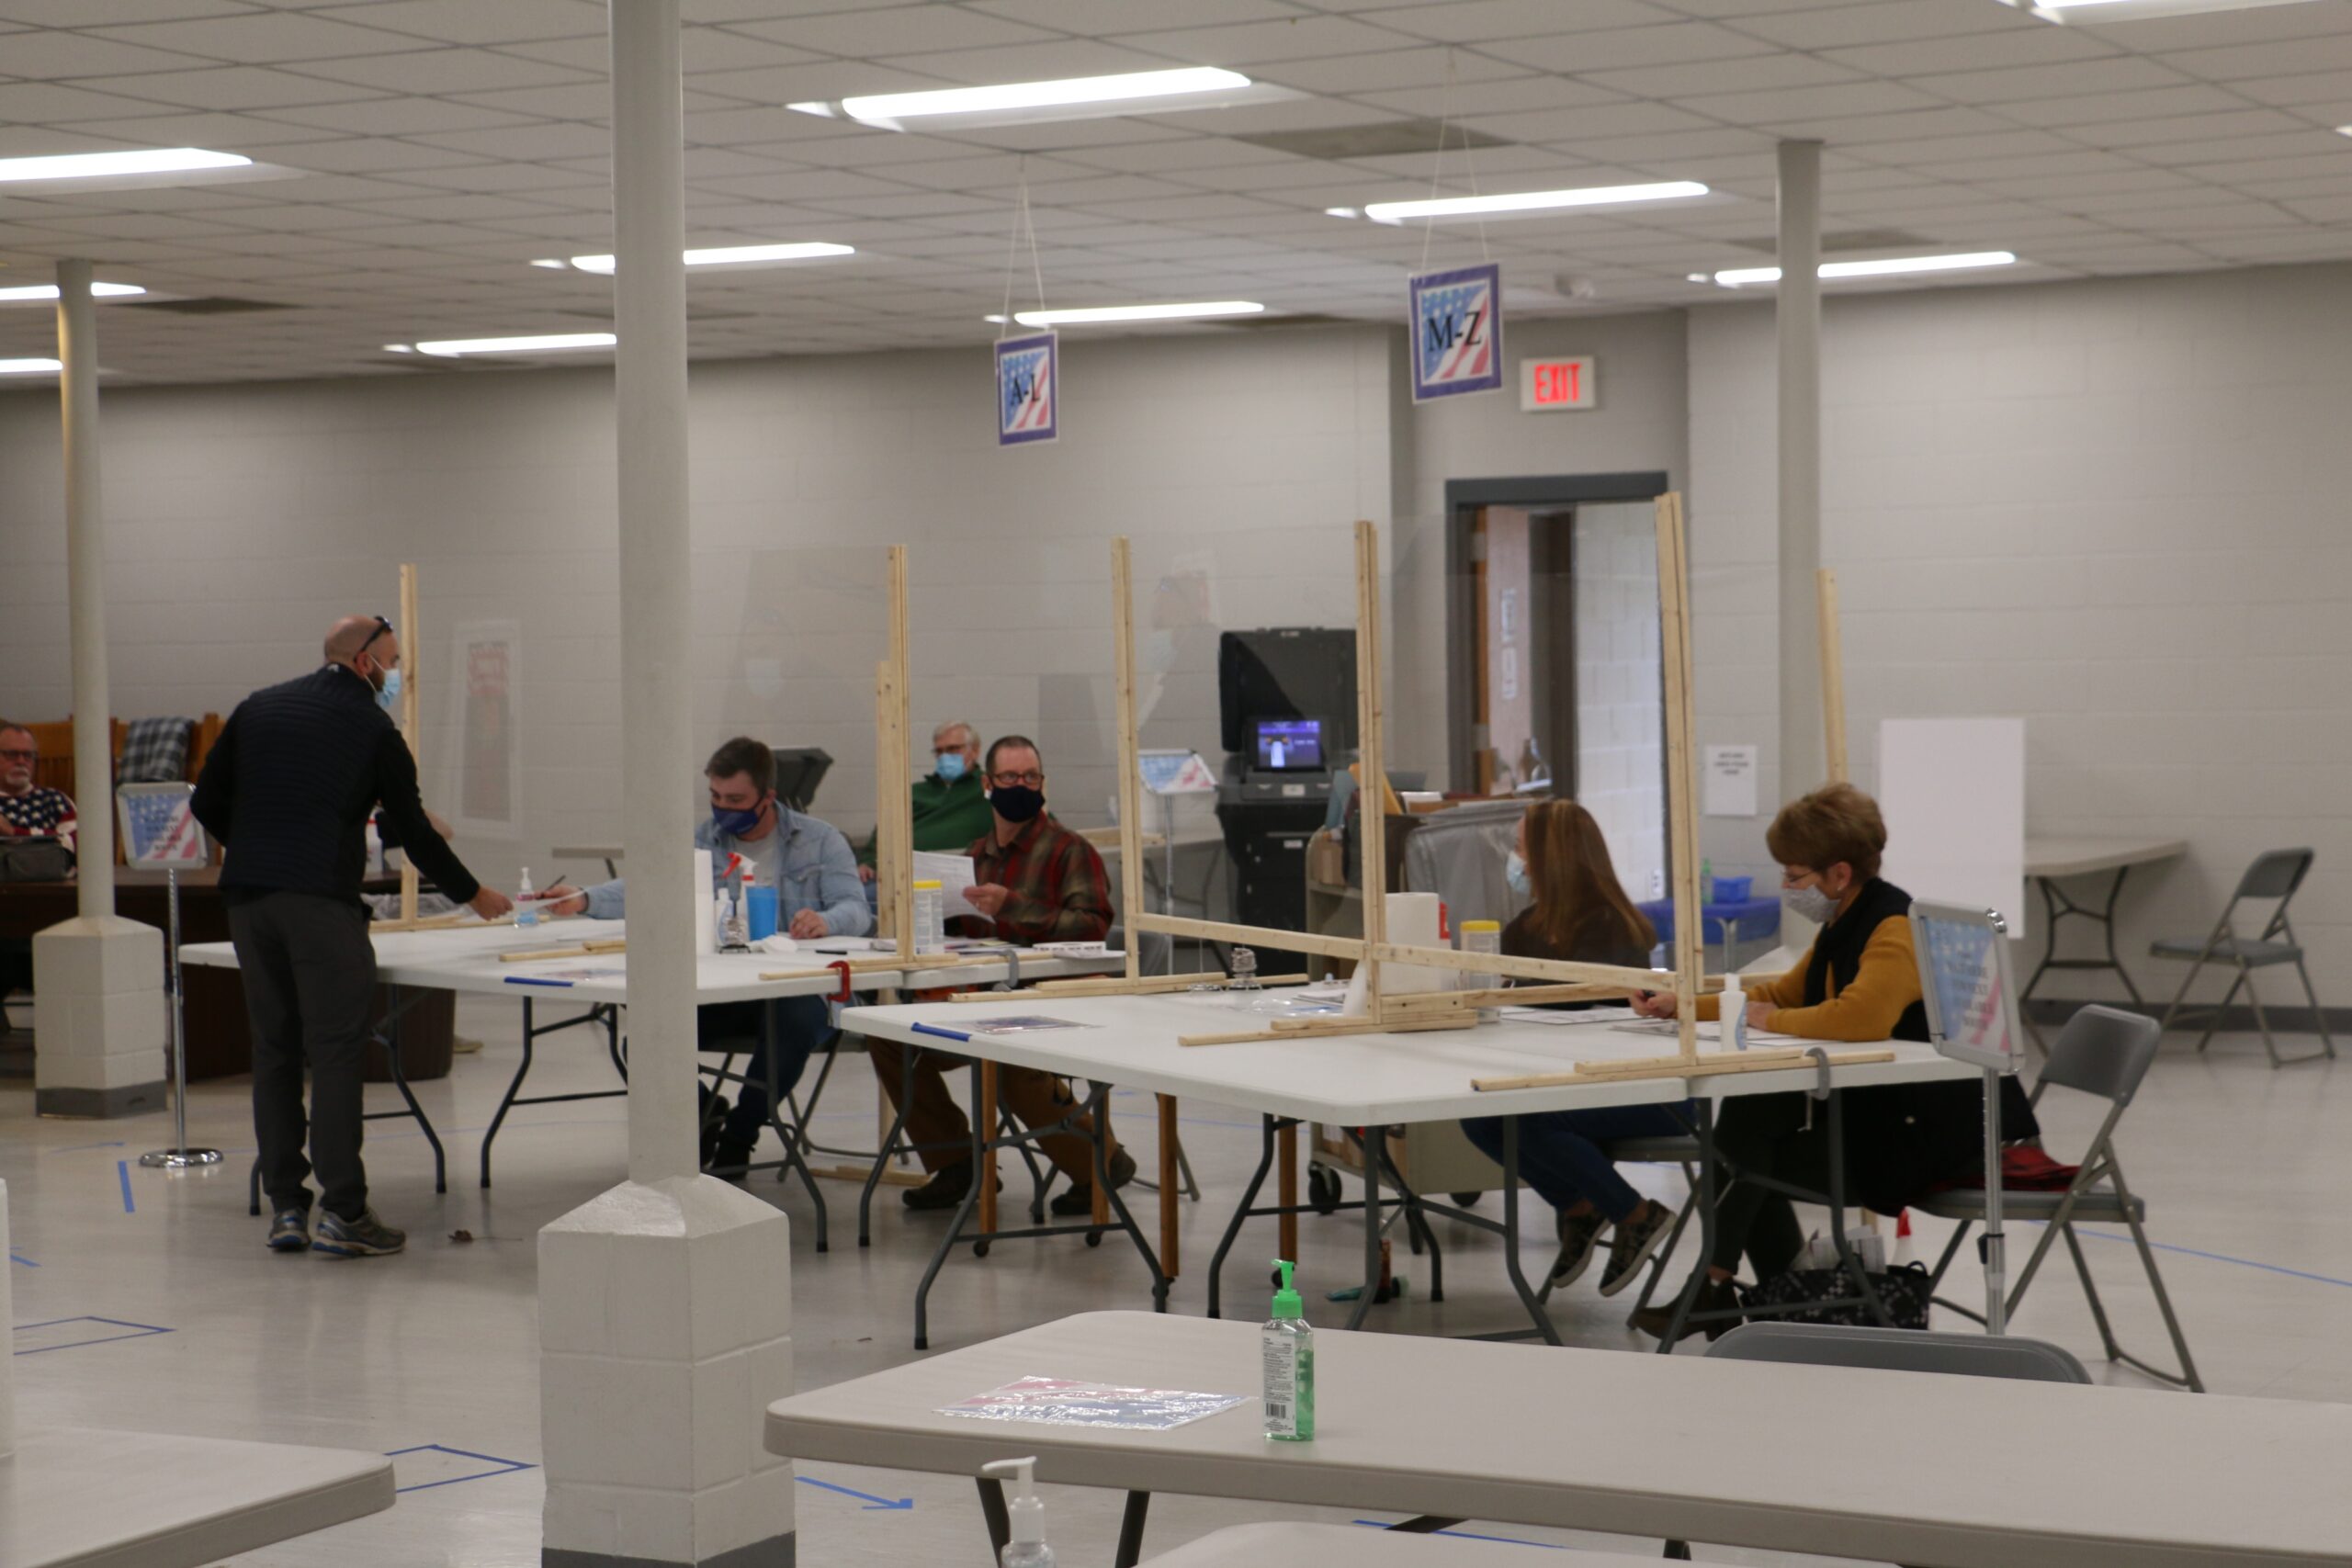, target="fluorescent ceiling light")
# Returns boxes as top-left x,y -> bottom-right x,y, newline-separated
0,147 -> 249,184
797,66 -> 1254,129
0,282 -> 145,302
556,242 -> 855,274
1710,252 -> 2018,287
2001,0 -> 2318,20
1363,181 -> 1708,225
0,358 -> 63,375
984,300 -> 1265,327
401,333 -> 616,357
